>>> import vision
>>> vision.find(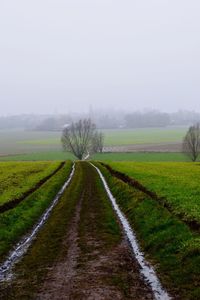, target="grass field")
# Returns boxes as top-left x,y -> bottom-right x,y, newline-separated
102,127 -> 186,146
106,161 -> 200,225
93,152 -> 188,162
0,130 -> 61,155
0,127 -> 187,156
0,151 -> 75,161
0,151 -> 188,162
20,127 -> 187,146
0,161 -> 62,207
0,160 -> 199,299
